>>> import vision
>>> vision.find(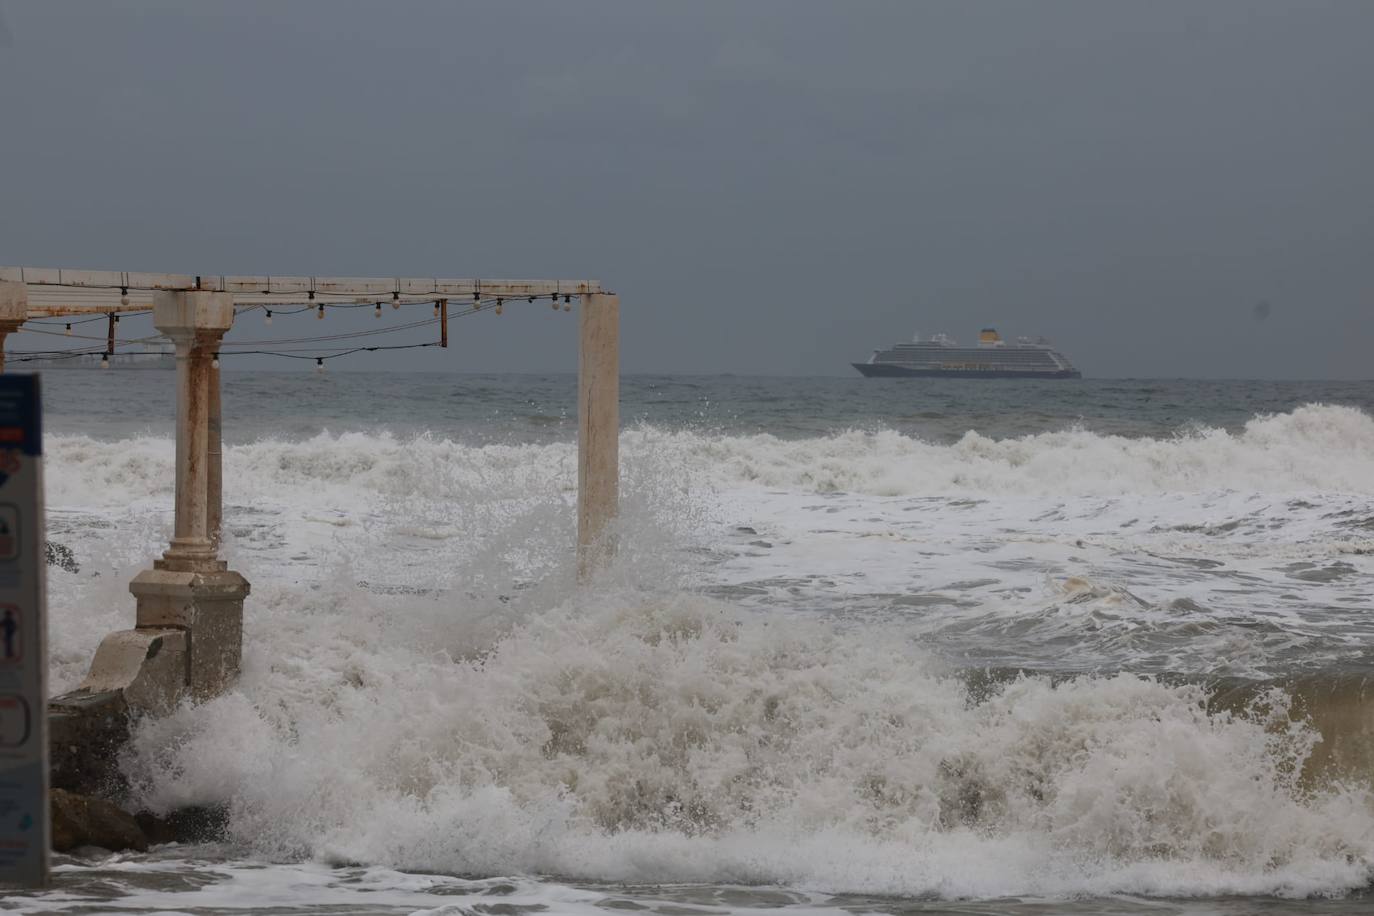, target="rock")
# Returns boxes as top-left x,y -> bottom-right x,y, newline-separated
50,789 -> 148,853
45,540 -> 79,573
48,690 -> 132,796
136,805 -> 230,845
